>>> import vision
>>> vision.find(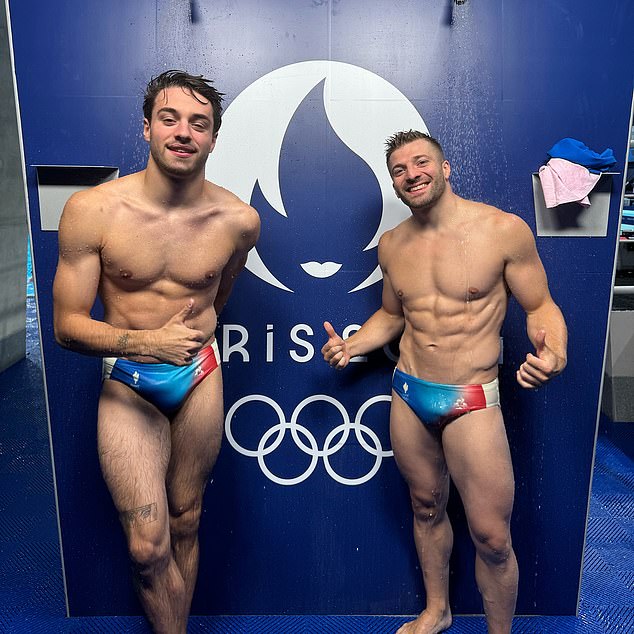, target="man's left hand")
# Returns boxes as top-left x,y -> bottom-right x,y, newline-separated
516,329 -> 565,389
